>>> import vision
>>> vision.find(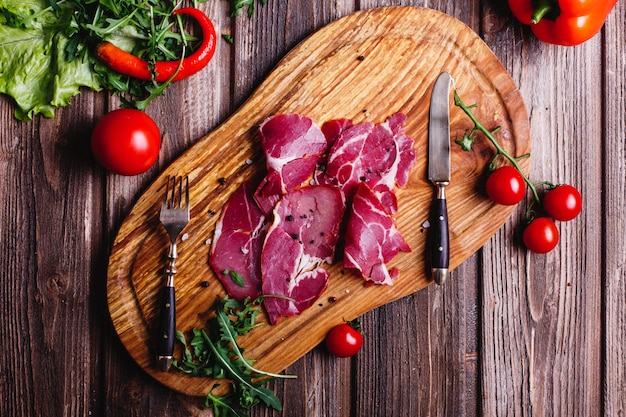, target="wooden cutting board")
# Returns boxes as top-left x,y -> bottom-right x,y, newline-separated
107,6 -> 530,397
